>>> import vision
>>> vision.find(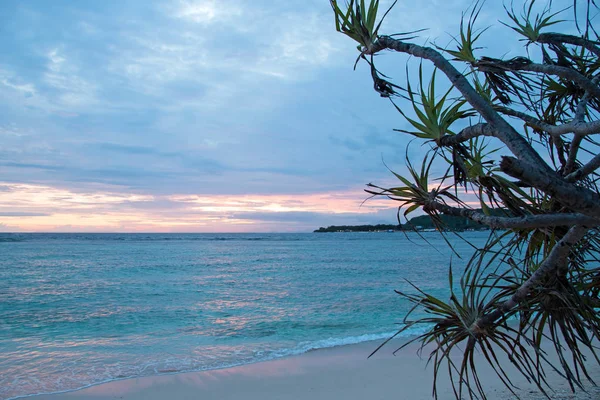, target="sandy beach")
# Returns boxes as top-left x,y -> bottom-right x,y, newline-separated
28,339 -> 600,400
